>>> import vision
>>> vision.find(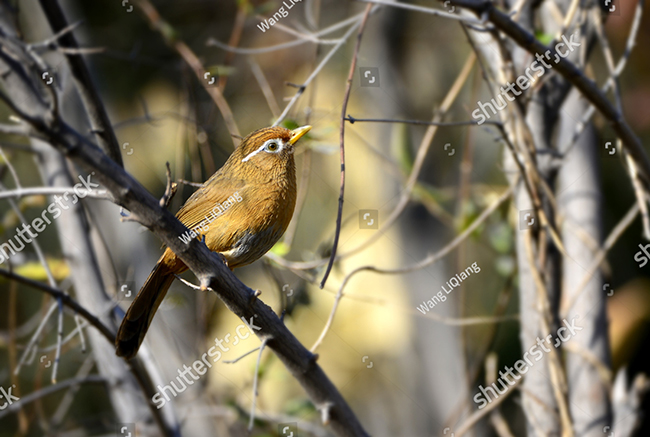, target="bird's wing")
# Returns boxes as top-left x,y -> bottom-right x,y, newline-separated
174,175 -> 248,238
